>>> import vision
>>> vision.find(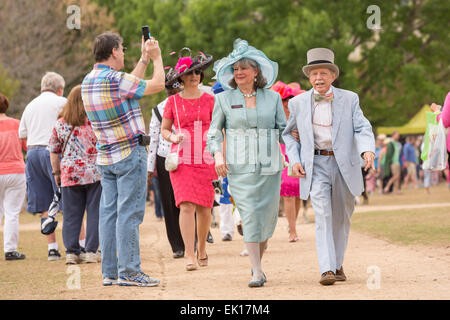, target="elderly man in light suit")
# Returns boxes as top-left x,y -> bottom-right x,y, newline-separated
283,48 -> 375,286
